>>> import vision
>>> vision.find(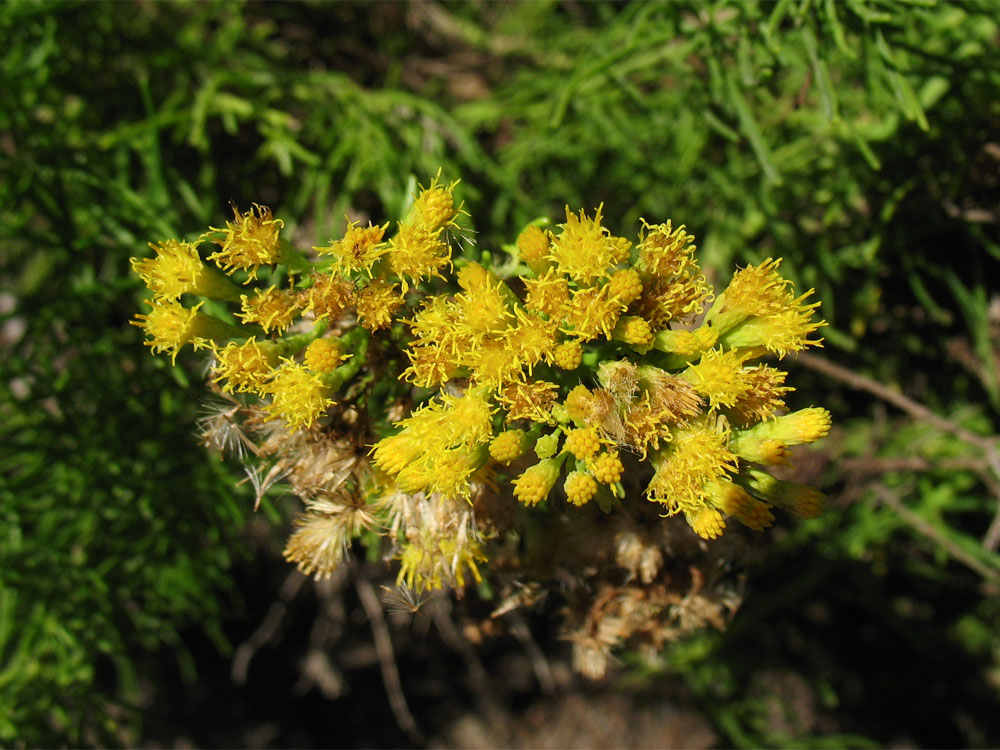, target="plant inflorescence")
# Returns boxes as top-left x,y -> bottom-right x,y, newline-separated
131,174 -> 829,674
